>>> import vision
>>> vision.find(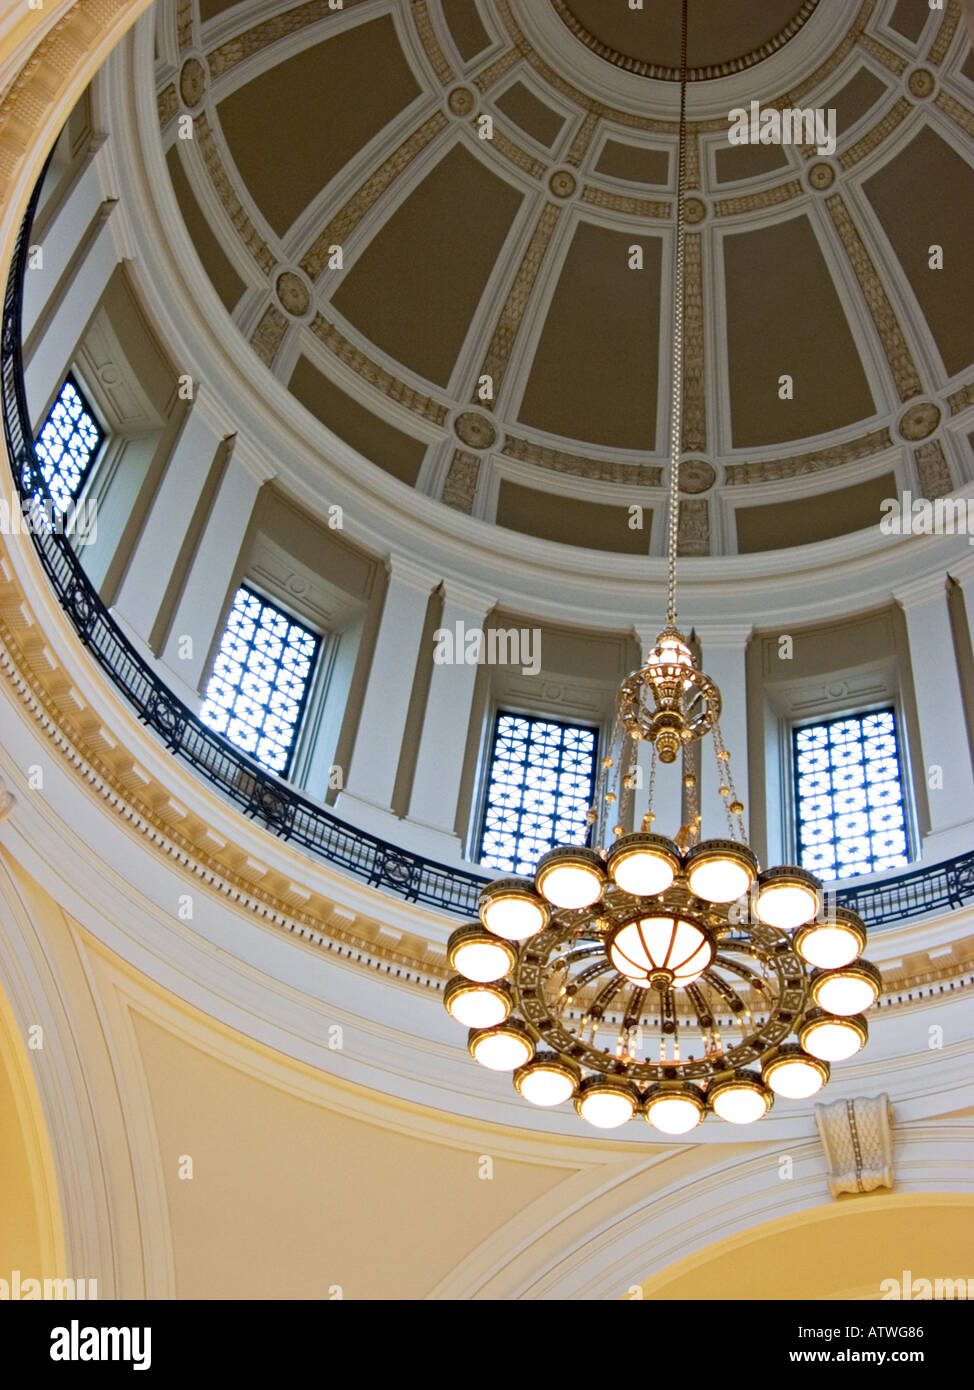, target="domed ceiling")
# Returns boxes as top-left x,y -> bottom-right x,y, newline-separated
154,0 -> 974,556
